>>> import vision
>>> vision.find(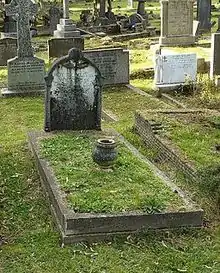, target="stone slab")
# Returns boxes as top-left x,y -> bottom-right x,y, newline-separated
155,53 -> 197,85
0,38 -> 17,66
5,56 -> 45,94
83,48 -> 129,85
48,37 -> 84,58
